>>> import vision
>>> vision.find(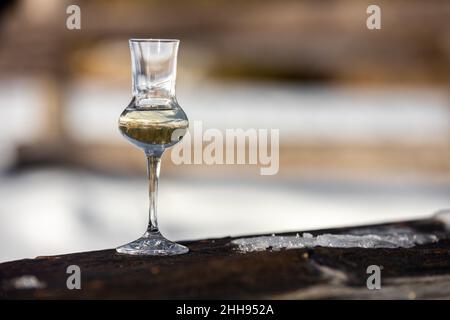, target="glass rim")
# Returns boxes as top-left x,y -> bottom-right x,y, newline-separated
129,38 -> 180,43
